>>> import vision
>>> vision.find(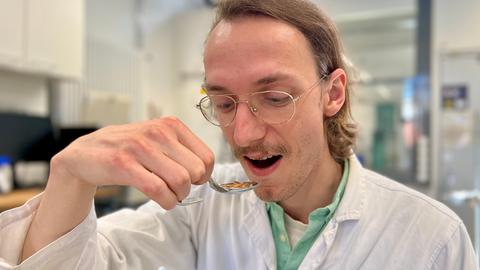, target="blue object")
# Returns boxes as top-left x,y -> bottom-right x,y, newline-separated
0,156 -> 12,165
